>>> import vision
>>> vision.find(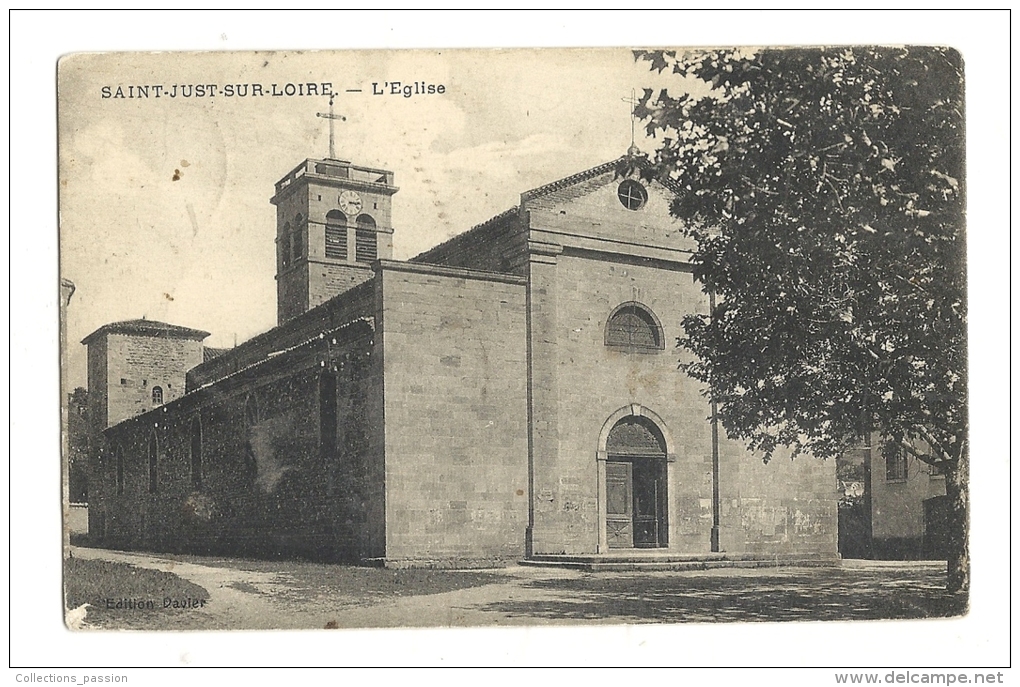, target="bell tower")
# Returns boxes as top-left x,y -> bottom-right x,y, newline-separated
271,97 -> 399,324
270,158 -> 398,324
